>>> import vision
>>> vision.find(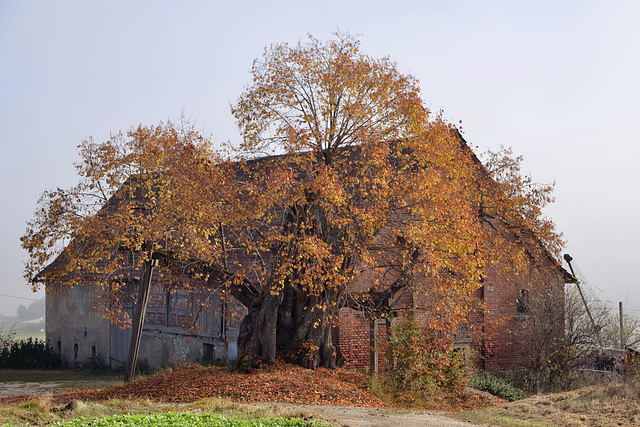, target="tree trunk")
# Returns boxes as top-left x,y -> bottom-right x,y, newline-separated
238,286 -> 337,369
